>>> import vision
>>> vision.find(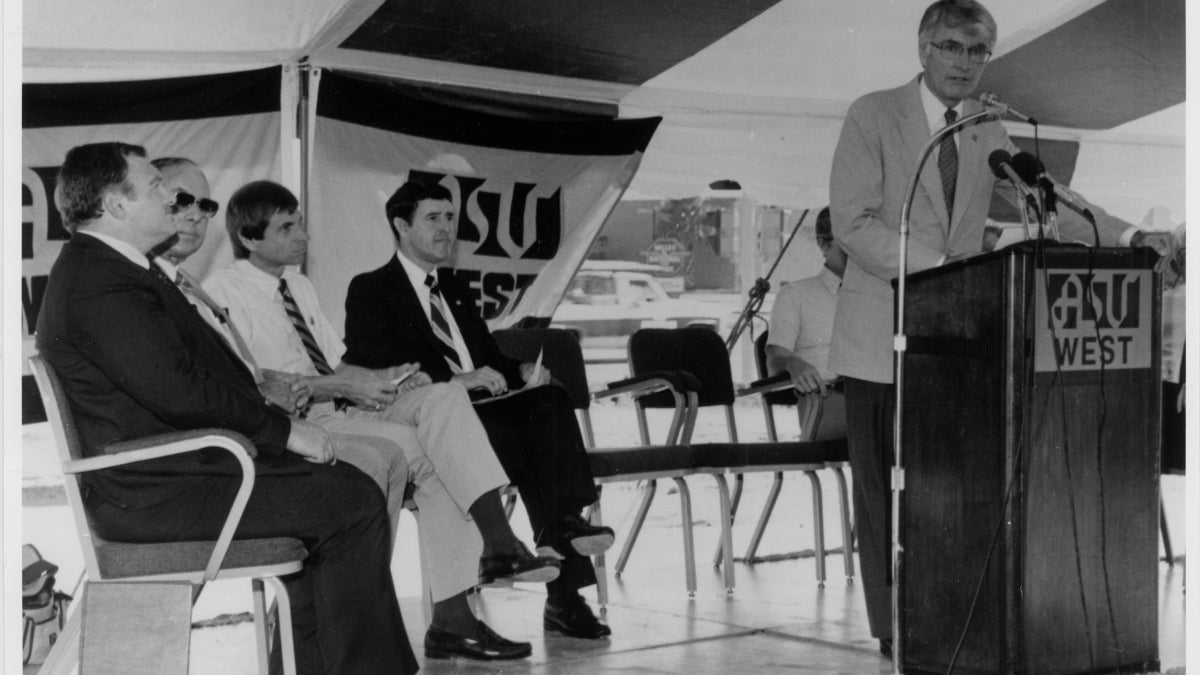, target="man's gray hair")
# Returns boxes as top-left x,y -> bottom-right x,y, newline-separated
918,0 -> 997,46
